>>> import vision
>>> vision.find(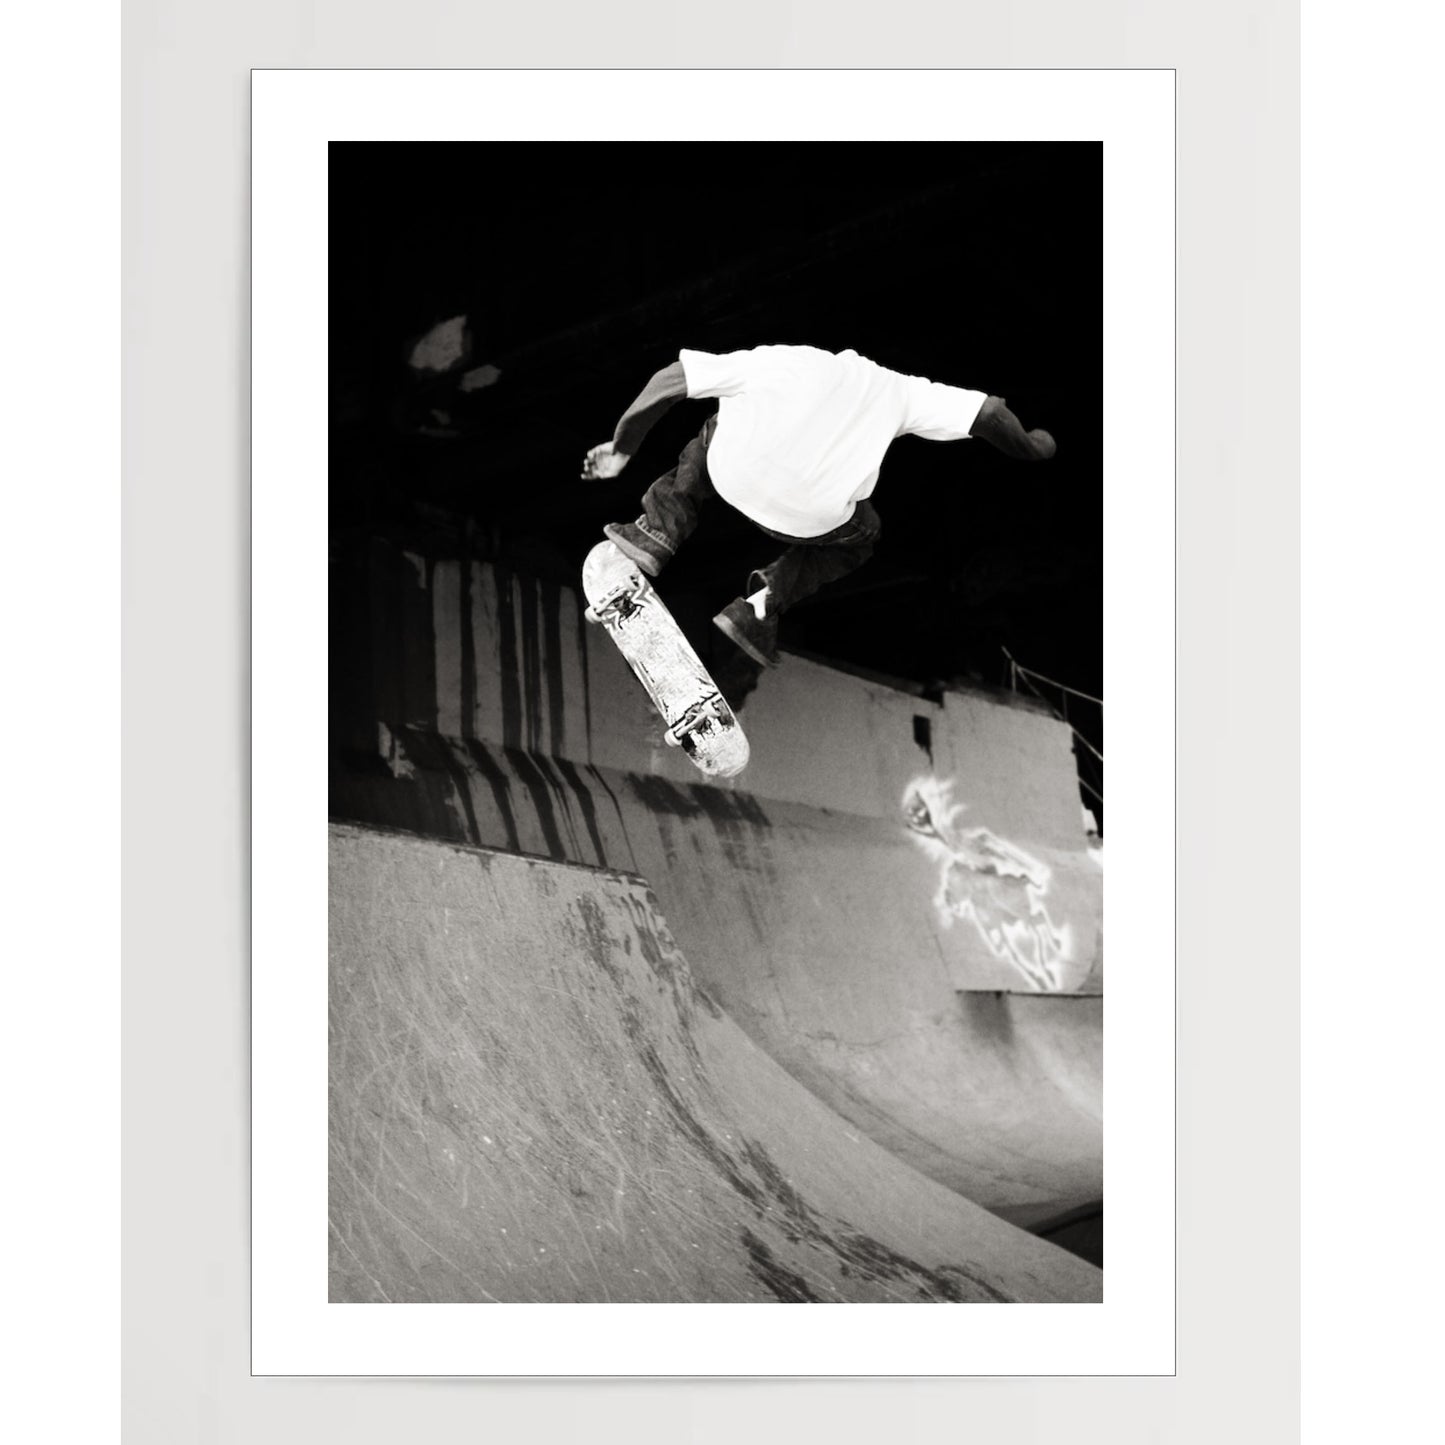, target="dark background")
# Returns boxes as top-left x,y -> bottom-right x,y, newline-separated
330,142 -> 1102,800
